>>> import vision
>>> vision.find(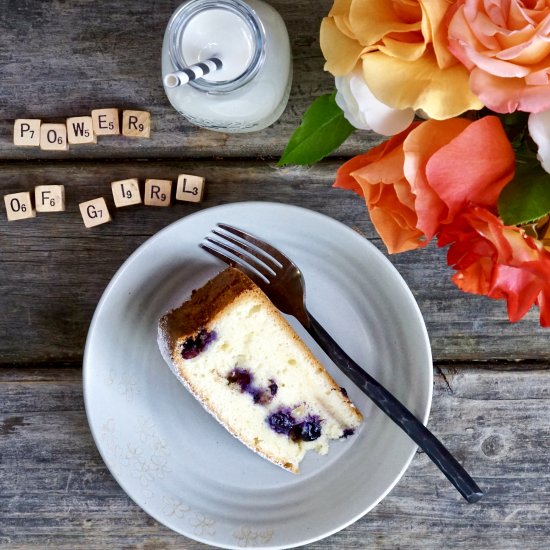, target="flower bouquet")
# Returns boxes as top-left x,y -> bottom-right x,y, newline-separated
280,0 -> 550,327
